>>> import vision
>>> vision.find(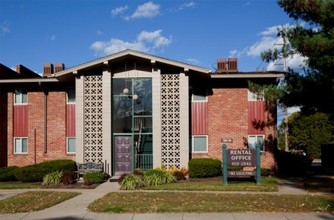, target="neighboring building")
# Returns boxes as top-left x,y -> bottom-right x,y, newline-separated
0,50 -> 283,175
